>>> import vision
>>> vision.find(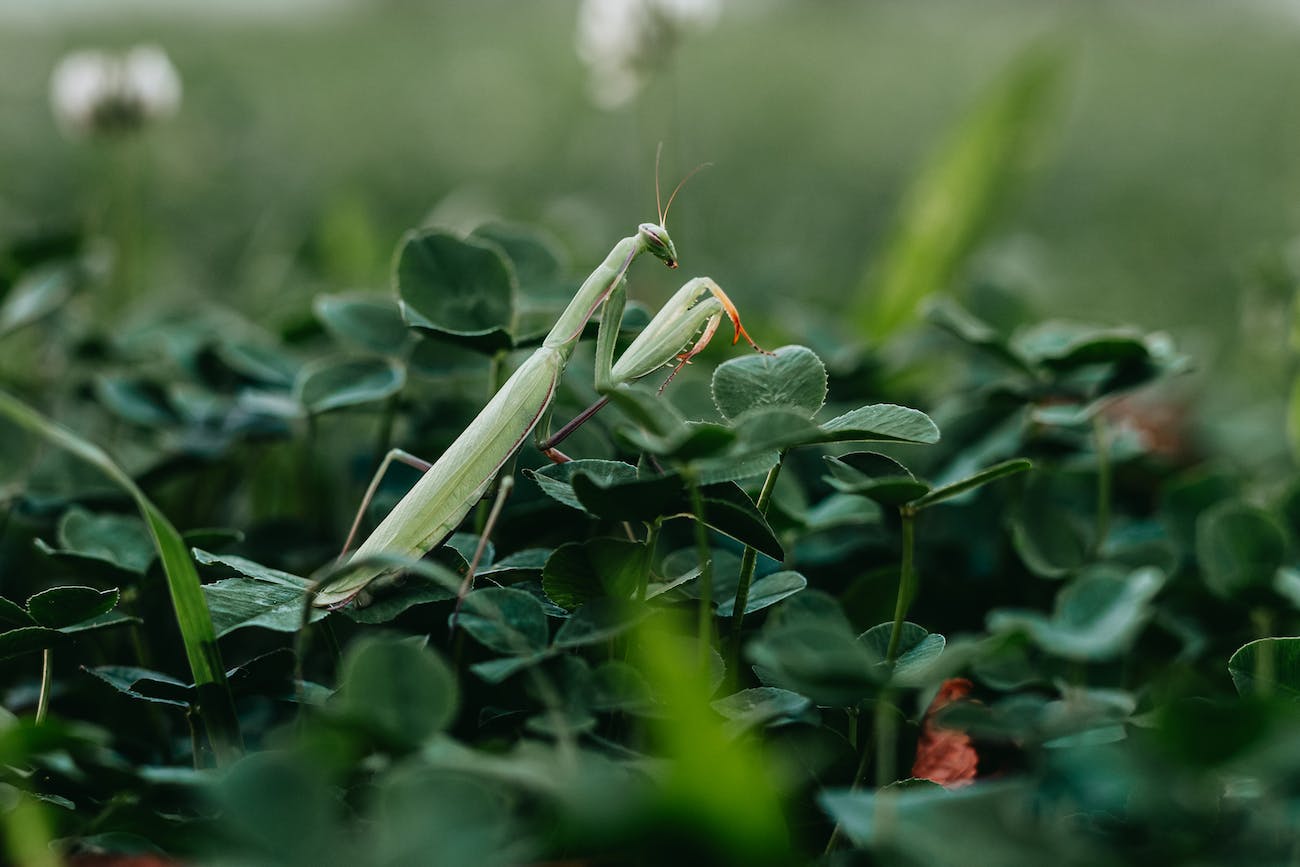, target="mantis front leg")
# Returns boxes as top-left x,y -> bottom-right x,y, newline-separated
535,276 -> 767,466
